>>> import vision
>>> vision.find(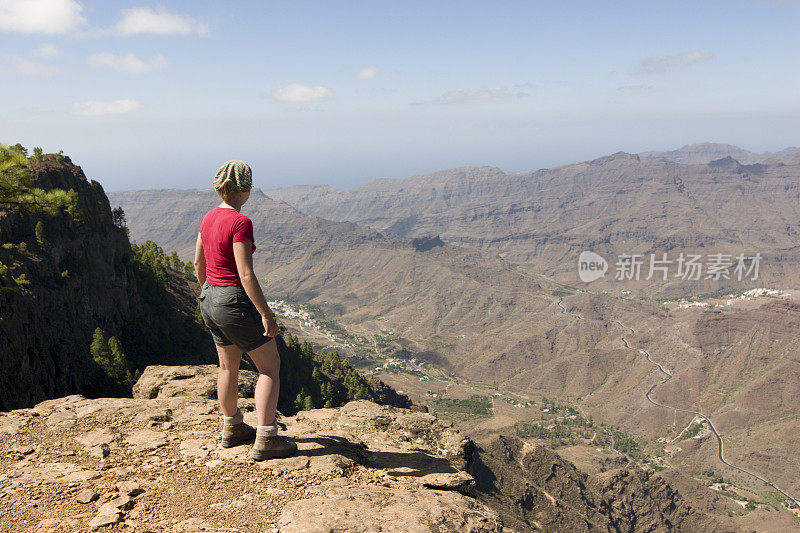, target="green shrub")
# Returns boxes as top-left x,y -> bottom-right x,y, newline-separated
431,395 -> 493,415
